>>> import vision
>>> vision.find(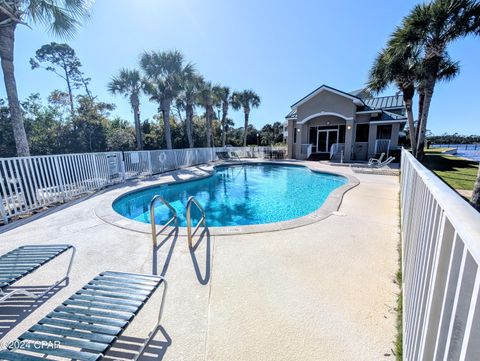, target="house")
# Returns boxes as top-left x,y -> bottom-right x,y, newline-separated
285,85 -> 406,161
